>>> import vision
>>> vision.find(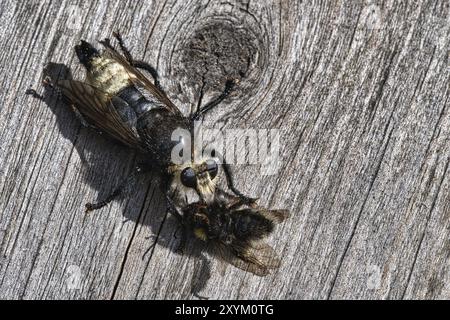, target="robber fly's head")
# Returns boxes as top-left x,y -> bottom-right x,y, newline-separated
75,40 -> 100,69
170,158 -> 219,204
